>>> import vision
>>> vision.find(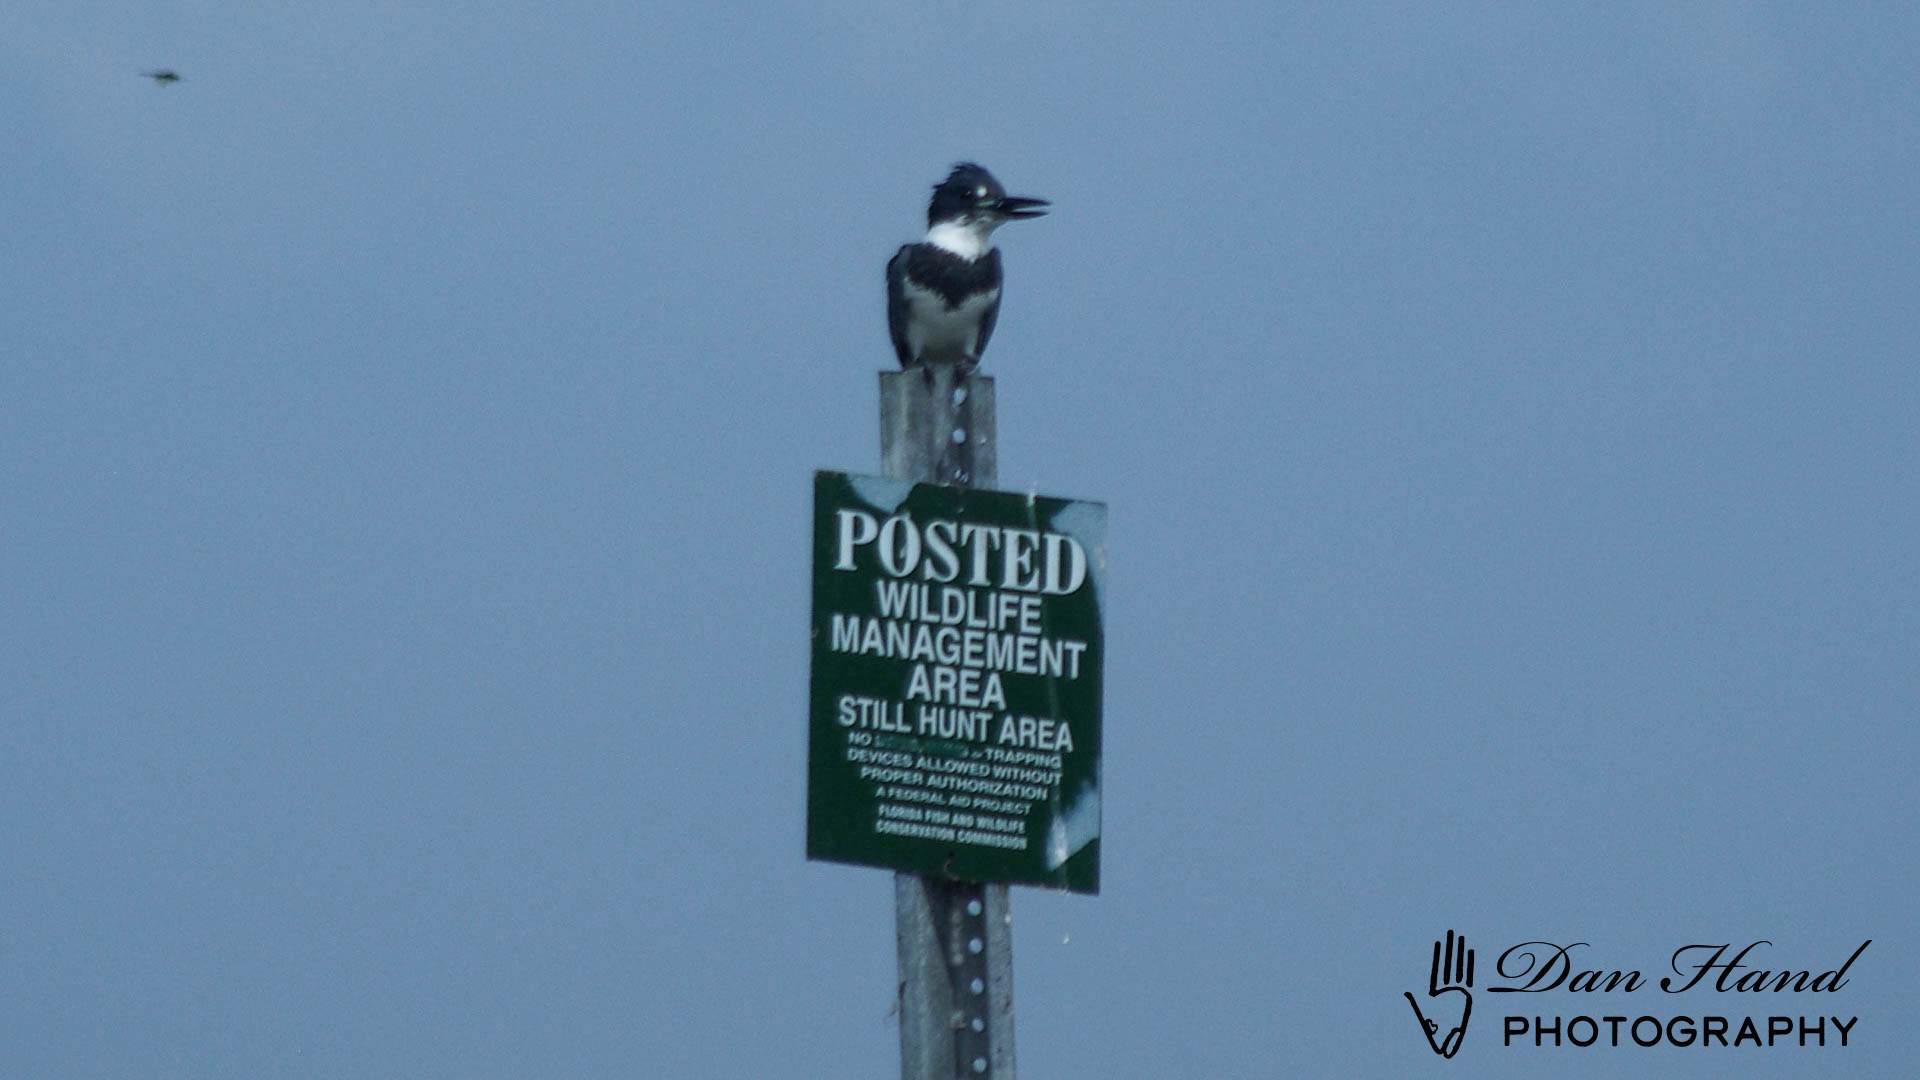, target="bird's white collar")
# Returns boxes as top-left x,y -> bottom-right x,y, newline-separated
925,217 -> 998,261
